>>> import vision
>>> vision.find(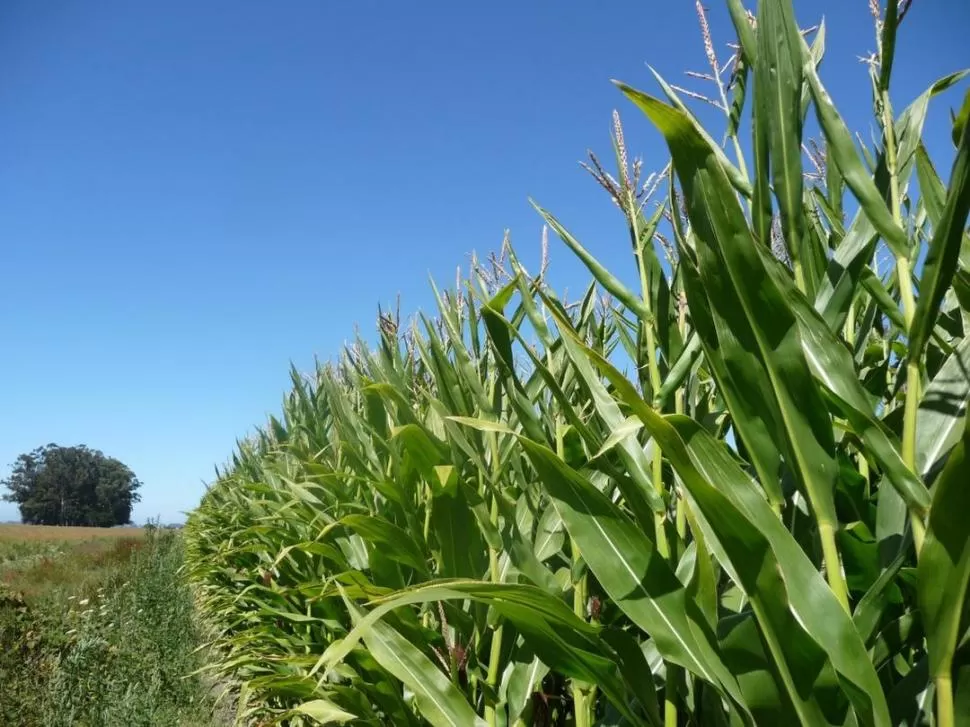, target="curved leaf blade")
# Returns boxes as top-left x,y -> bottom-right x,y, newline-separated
918,422 -> 970,690
620,83 -> 841,534
756,0 -> 809,293
803,49 -> 909,257
910,90 -> 970,360
543,300 -> 893,727
345,598 -> 487,727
